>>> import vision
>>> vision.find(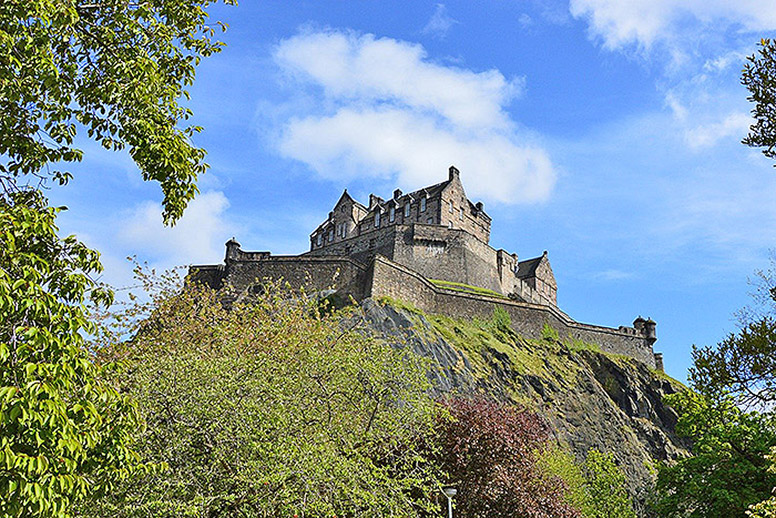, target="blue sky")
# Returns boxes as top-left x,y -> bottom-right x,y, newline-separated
51,1 -> 776,382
